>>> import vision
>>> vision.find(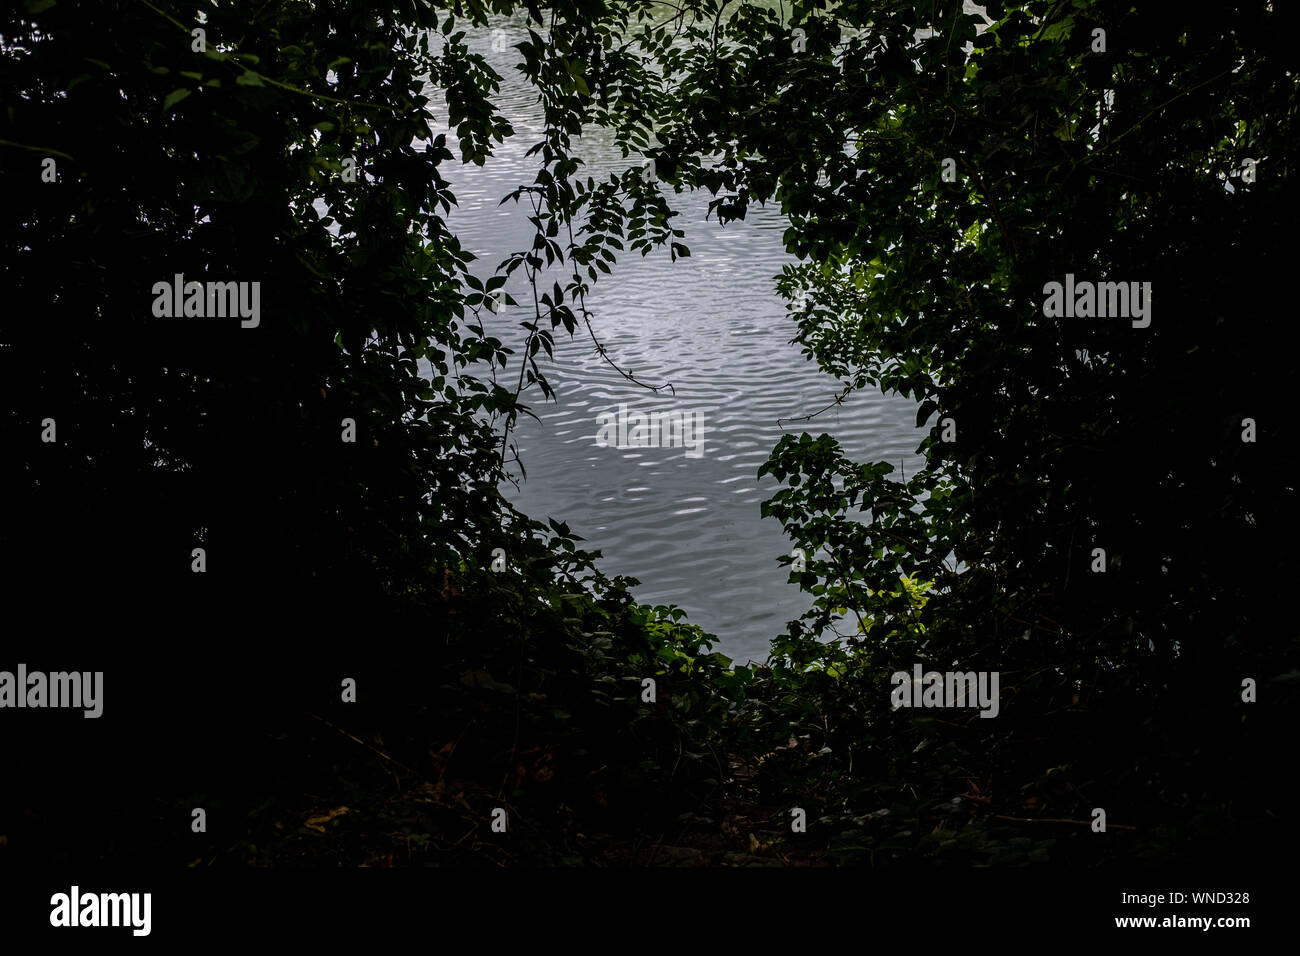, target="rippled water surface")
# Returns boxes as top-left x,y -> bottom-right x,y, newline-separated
430,21 -> 922,663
